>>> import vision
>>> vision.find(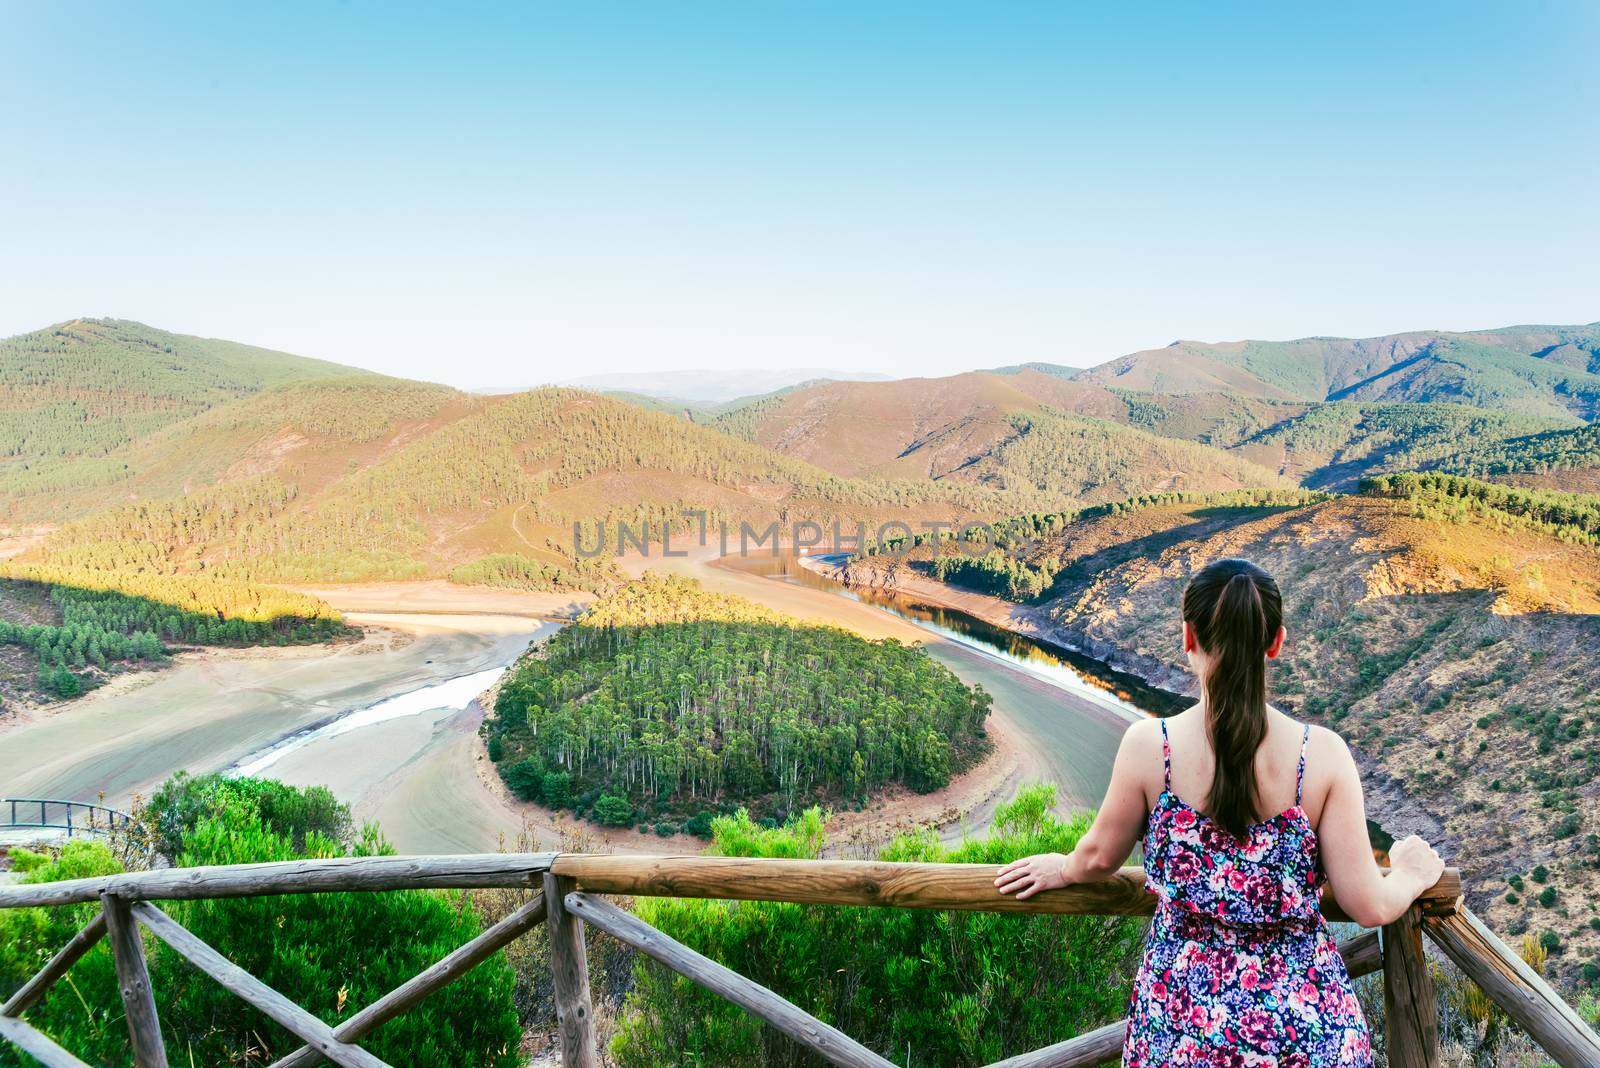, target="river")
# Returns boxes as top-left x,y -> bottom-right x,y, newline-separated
0,561 -> 1184,854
